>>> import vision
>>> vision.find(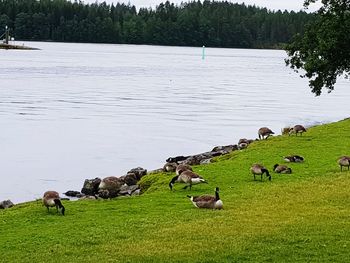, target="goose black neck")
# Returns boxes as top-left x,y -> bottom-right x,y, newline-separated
54,199 -> 63,208
262,168 -> 270,177
54,199 -> 65,215
169,176 -> 179,190
170,176 -> 179,184
215,190 -> 220,201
